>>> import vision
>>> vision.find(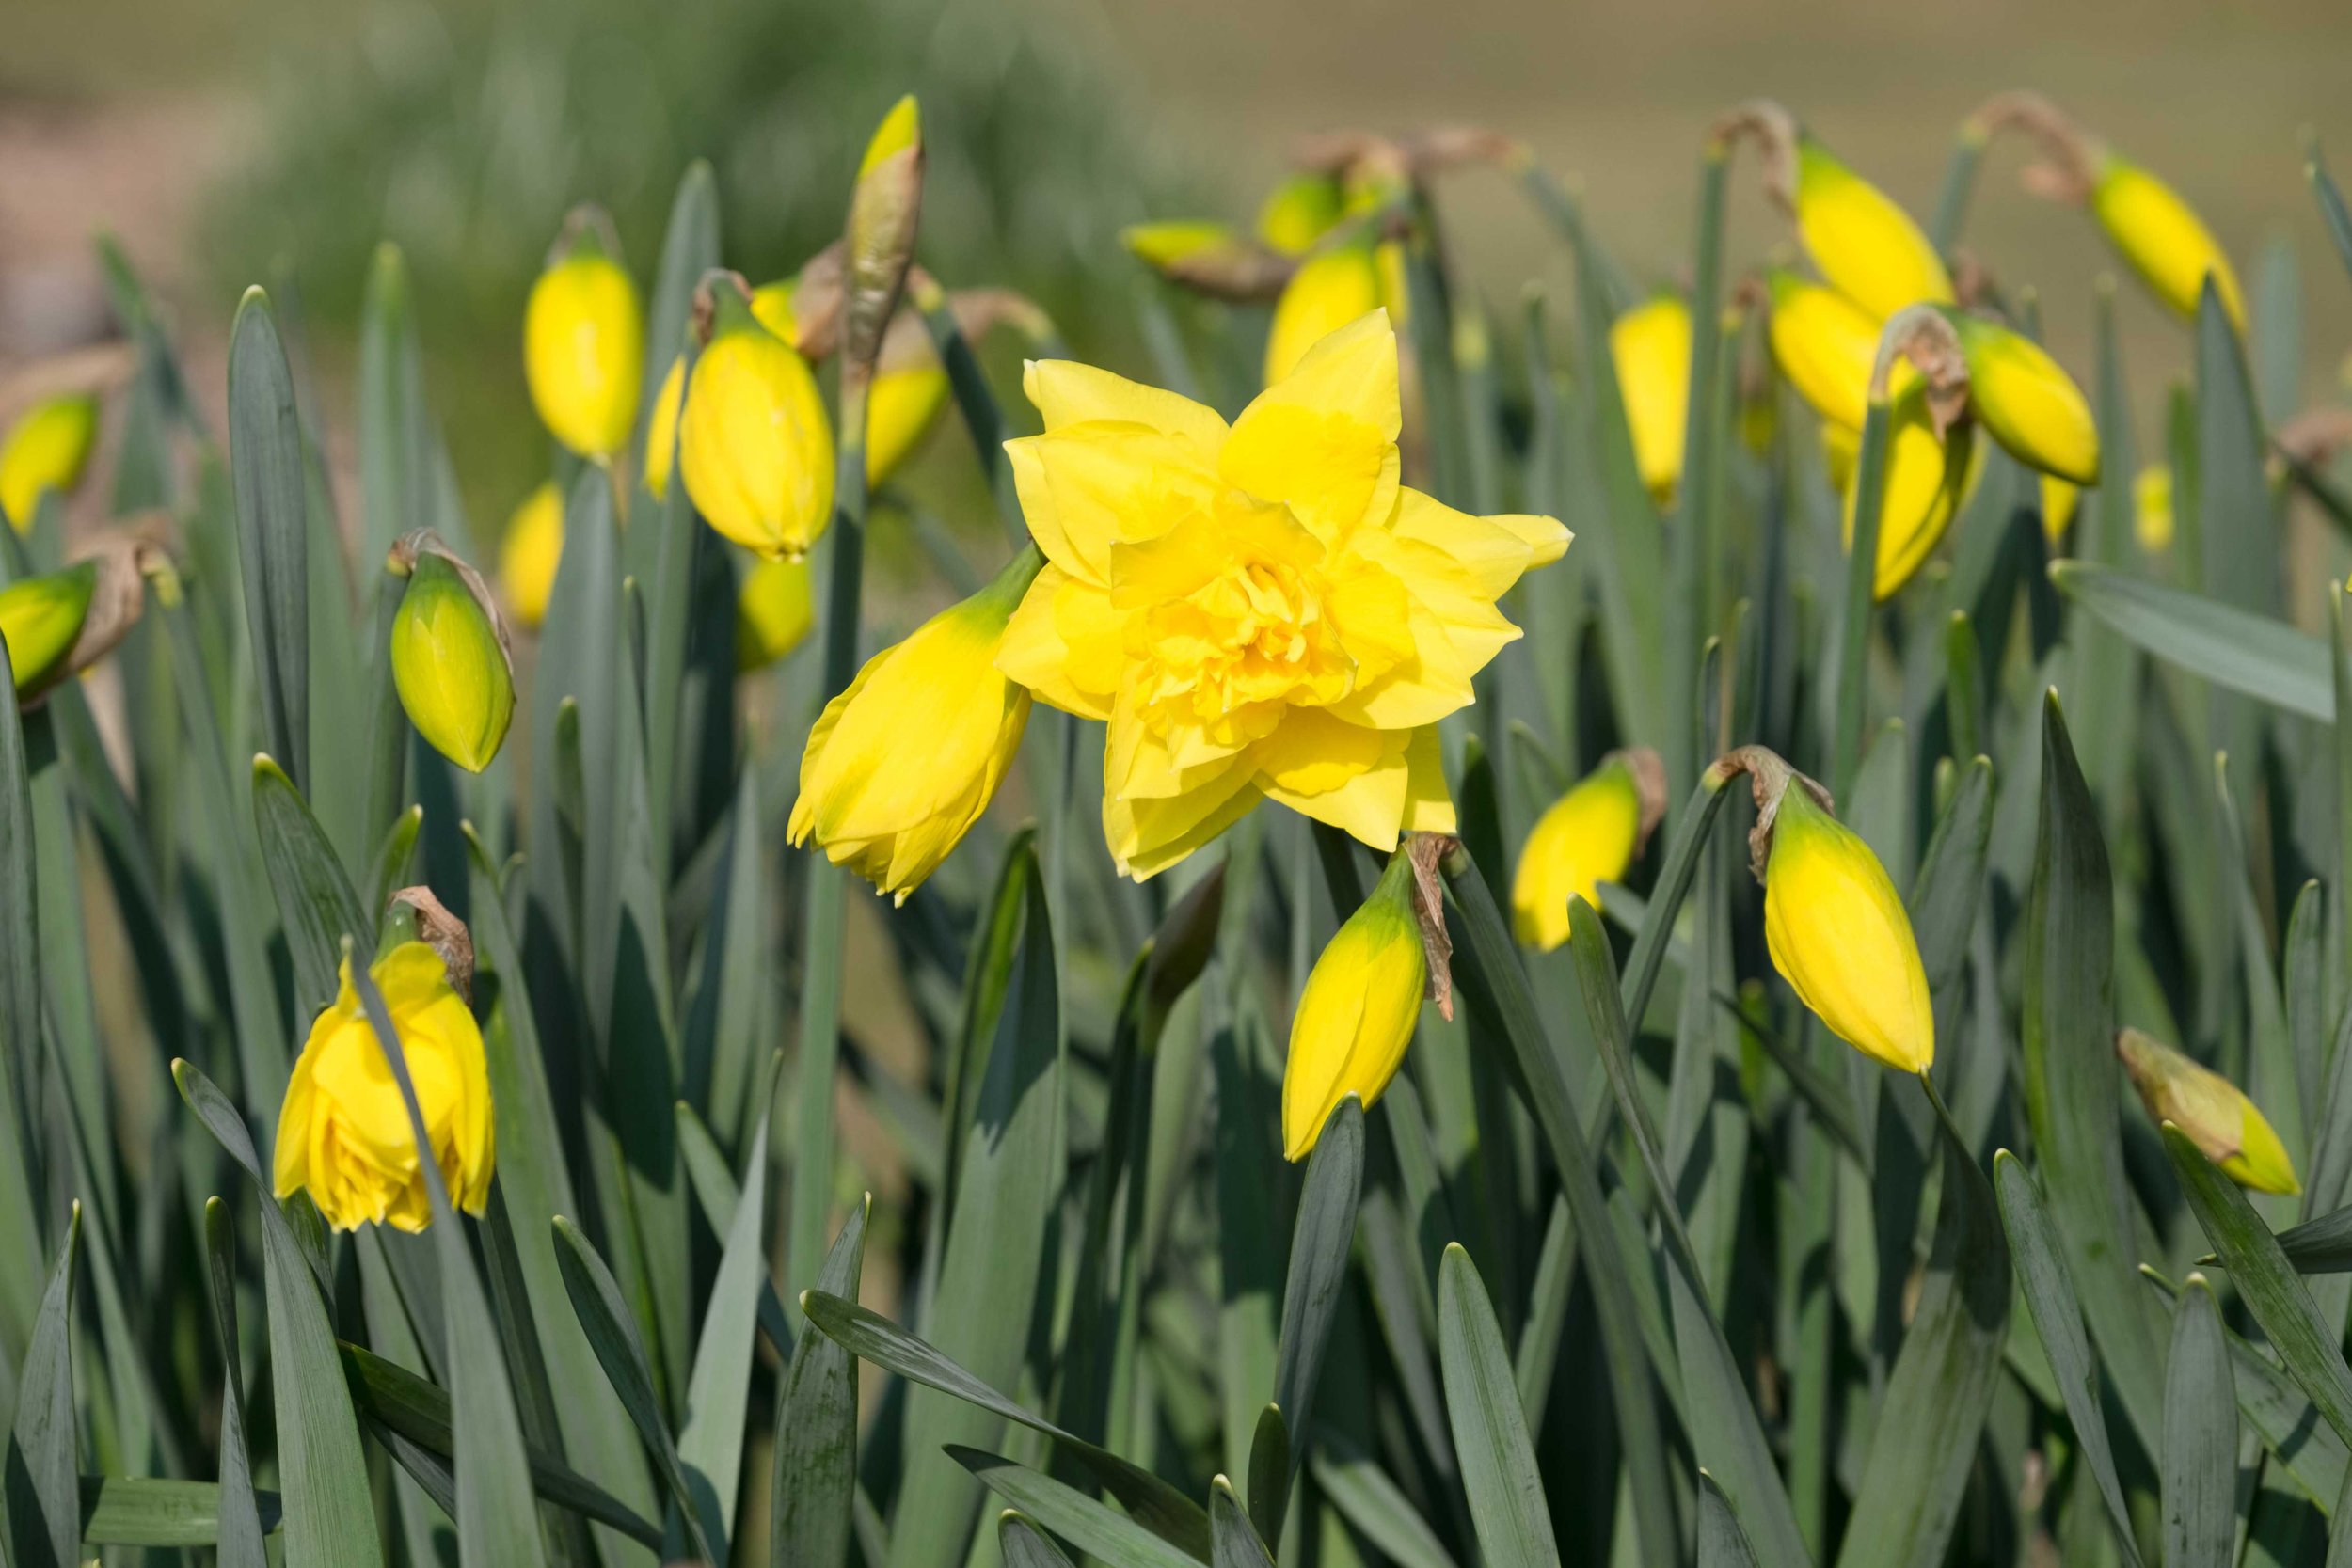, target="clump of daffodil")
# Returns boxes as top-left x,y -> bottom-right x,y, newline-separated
1718,747 -> 1932,1073
0,392 -> 99,532
275,937 -> 494,1231
2117,1027 -> 2298,1194
737,556 -> 815,672
1930,306 -> 2099,485
1613,295 -> 1692,502
791,546 -> 1041,902
498,482 -> 564,630
2136,464 -> 2175,552
1965,92 -> 2244,330
0,539 -> 153,706
999,309 -> 1567,879
1718,102 -> 1952,322
1845,381 -> 1979,600
523,208 -> 644,460
680,272 -> 836,561
1511,749 -> 1666,951
1285,843 -> 1439,1160
389,533 -> 515,774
